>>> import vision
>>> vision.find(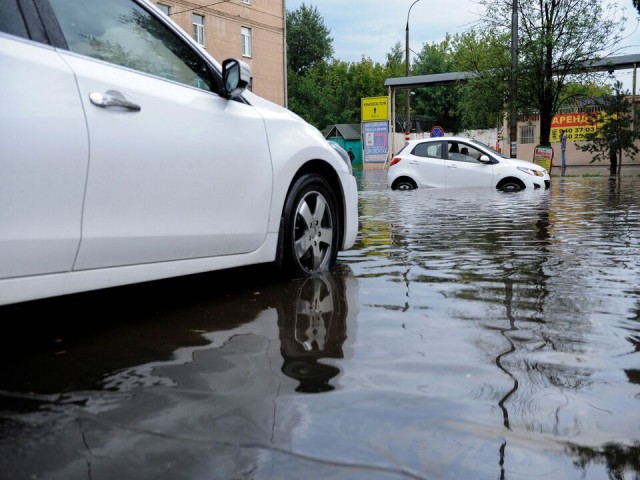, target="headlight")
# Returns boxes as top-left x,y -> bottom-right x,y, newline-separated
517,167 -> 544,177
328,141 -> 353,175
